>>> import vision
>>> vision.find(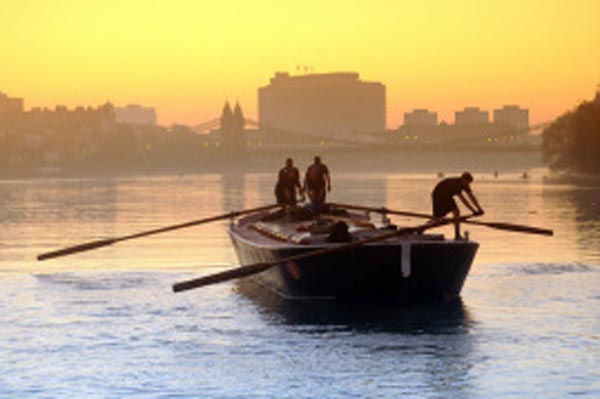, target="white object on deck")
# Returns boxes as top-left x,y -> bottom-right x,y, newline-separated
401,242 -> 411,278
